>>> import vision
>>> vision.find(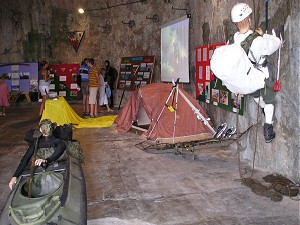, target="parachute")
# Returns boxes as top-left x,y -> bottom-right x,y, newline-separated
210,43 -> 266,94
